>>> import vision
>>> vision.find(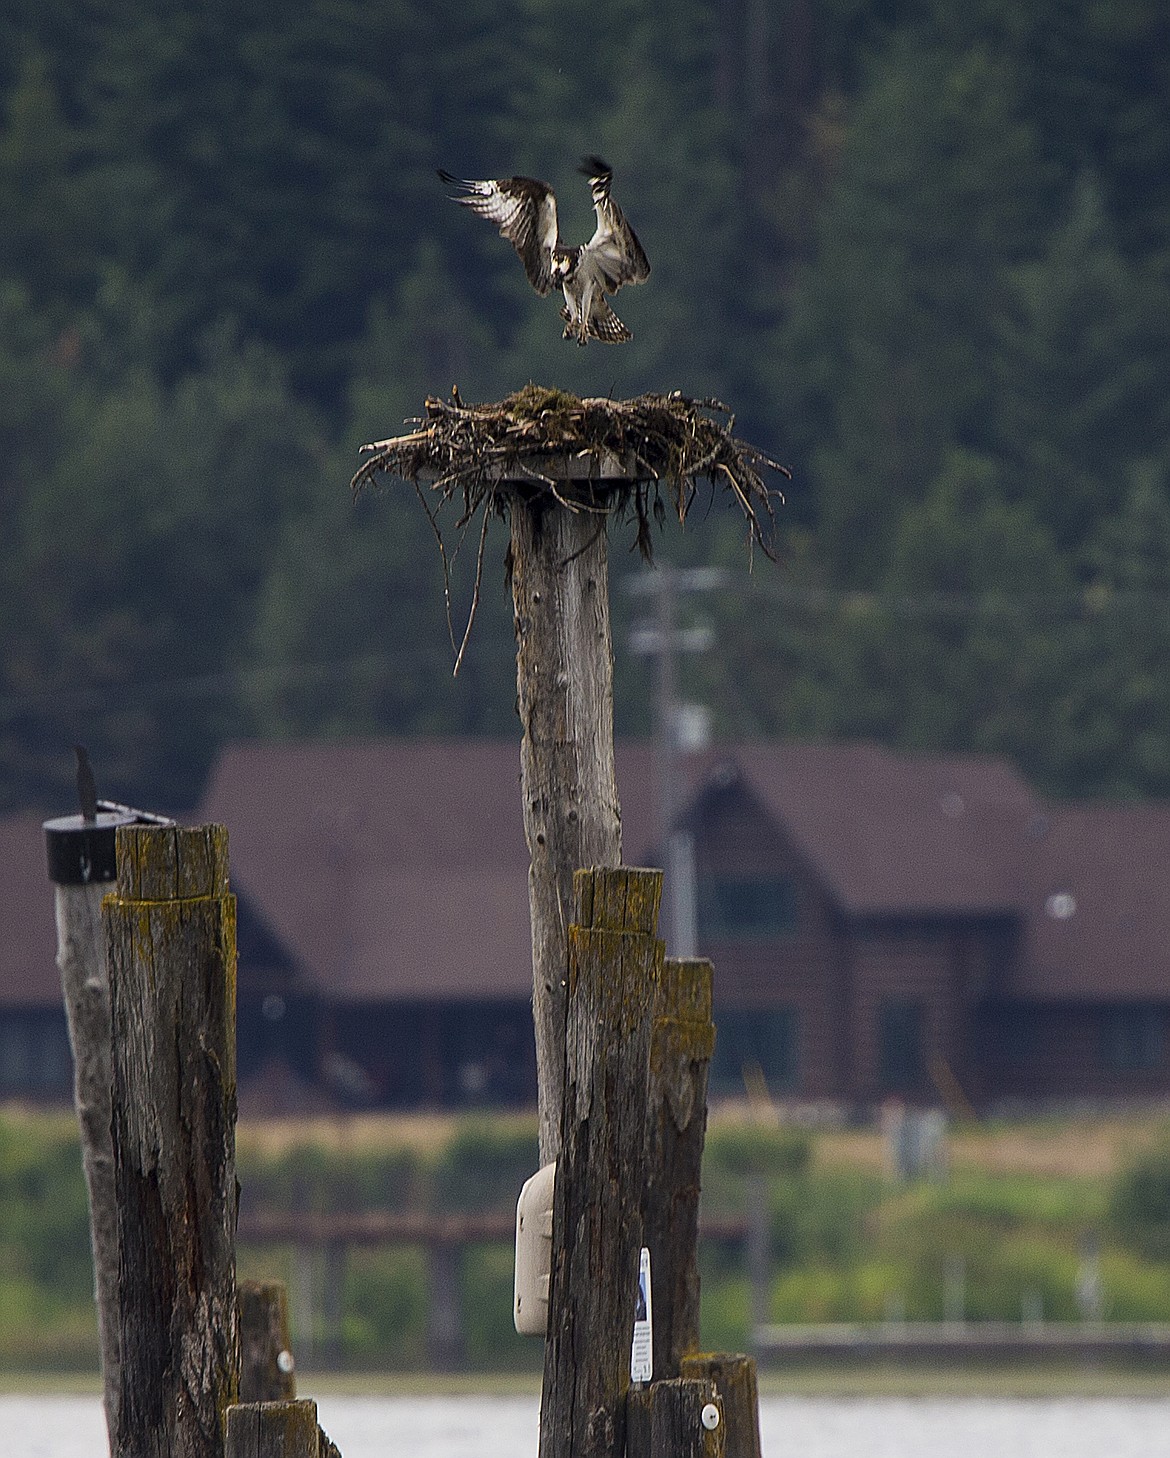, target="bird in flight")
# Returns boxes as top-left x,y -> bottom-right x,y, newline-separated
438,156 -> 650,345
